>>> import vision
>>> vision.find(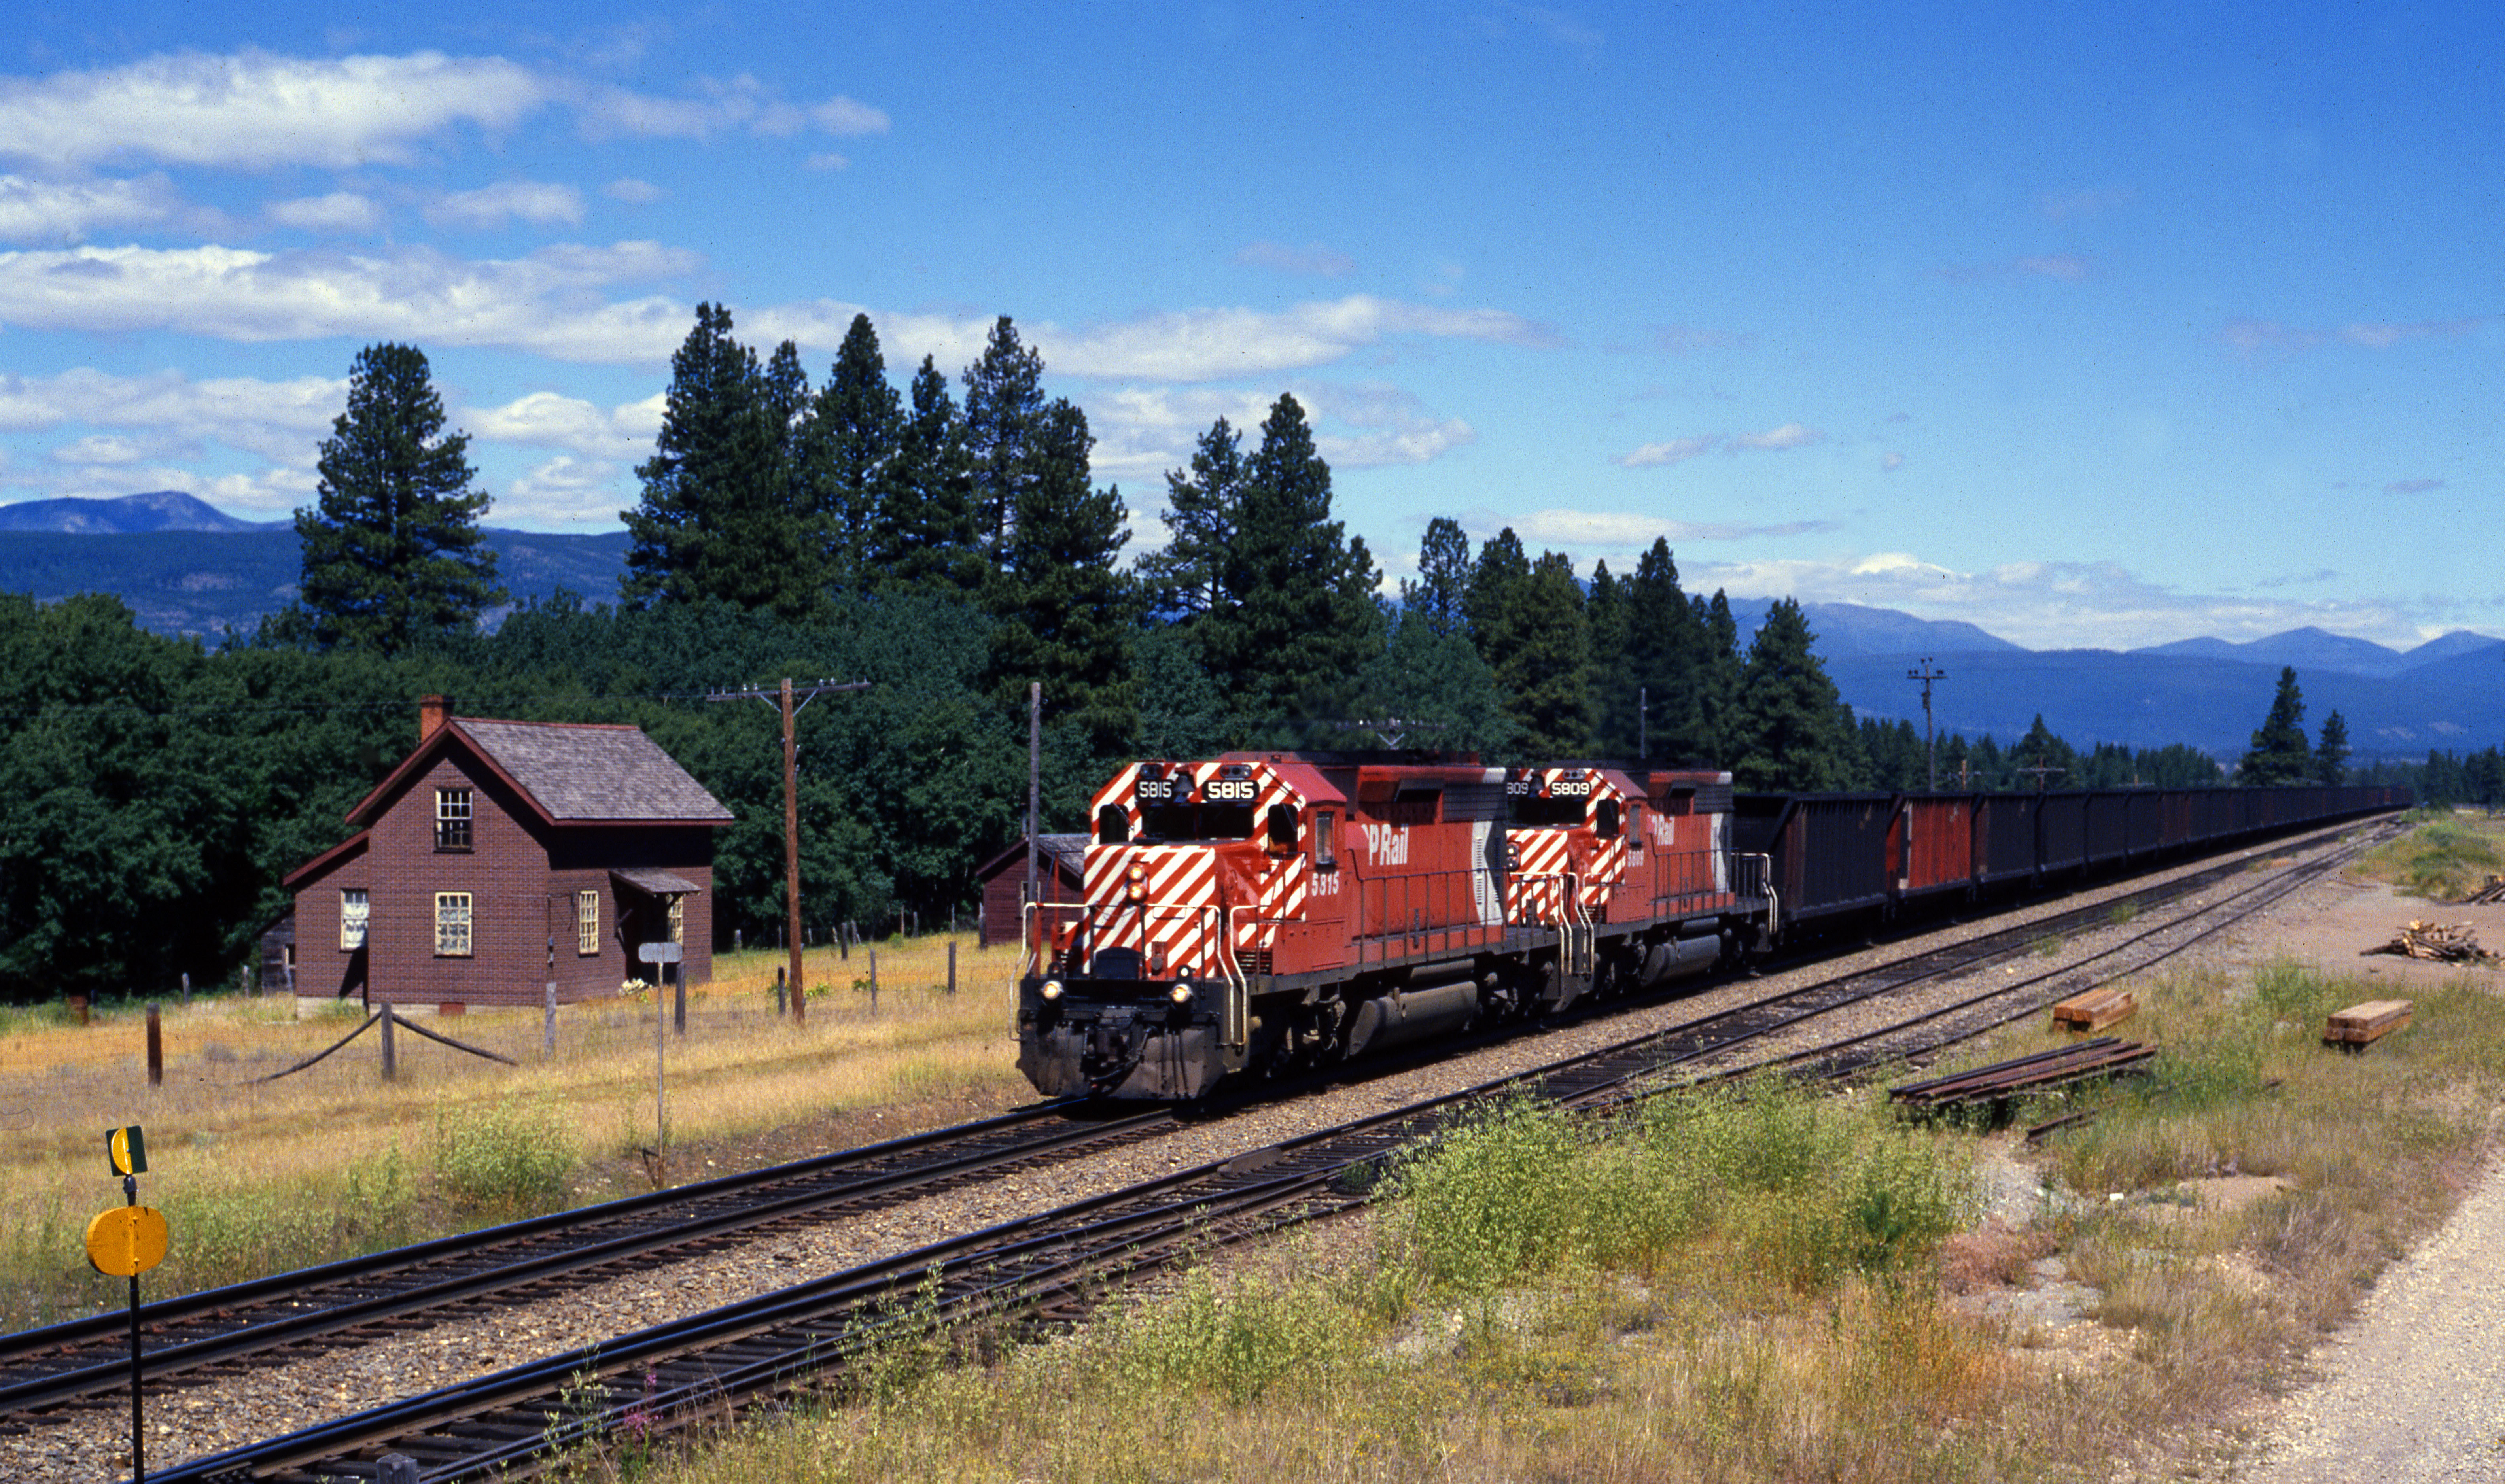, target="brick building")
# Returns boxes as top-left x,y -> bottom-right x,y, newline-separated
282,698 -> 734,1012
